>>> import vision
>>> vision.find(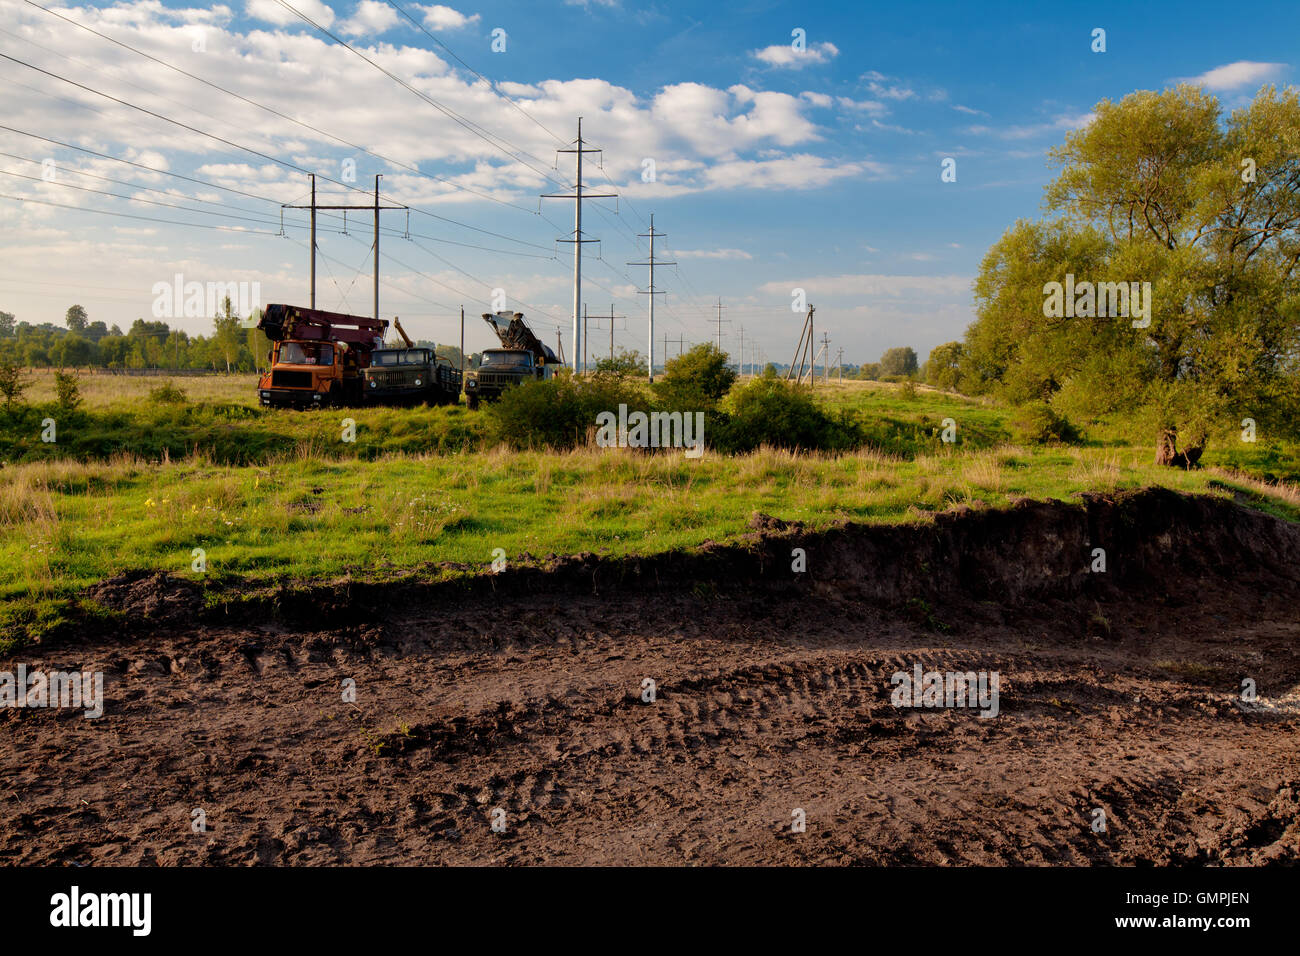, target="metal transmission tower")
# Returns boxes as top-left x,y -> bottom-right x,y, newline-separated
542,118 -> 615,374
627,214 -> 675,382
283,173 -> 407,317
712,298 -> 730,350
589,305 -> 627,363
